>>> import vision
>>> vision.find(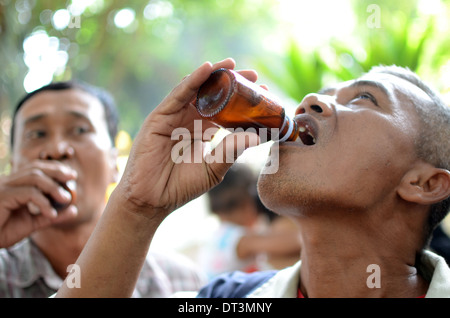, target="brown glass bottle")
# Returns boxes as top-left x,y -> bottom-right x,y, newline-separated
195,68 -> 299,142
